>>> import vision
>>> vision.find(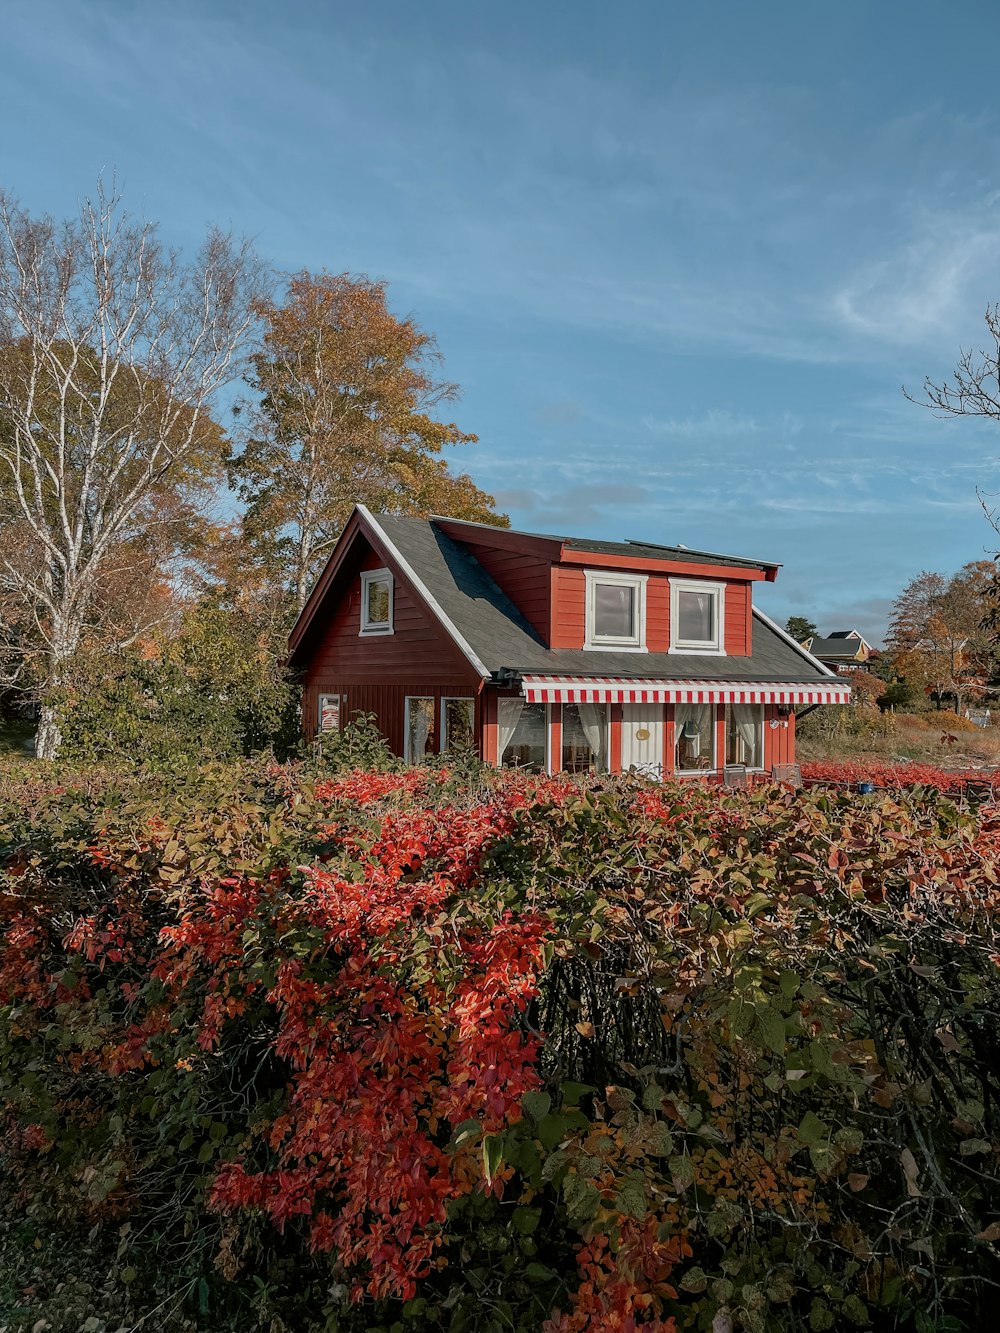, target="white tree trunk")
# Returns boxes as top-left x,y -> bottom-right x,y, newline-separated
0,181 -> 268,758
